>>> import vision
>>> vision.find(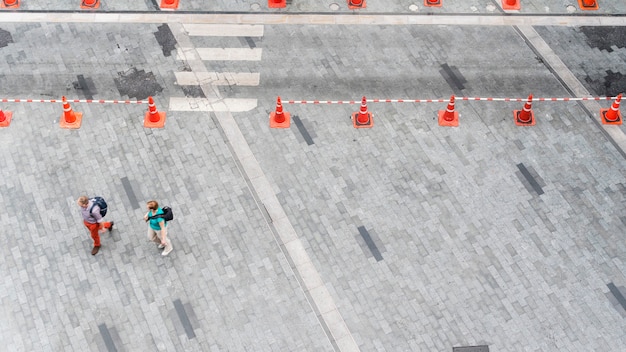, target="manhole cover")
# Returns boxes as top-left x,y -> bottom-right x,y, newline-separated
566,5 -> 577,13
250,3 -> 261,11
409,4 -> 419,12
329,3 -> 340,11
